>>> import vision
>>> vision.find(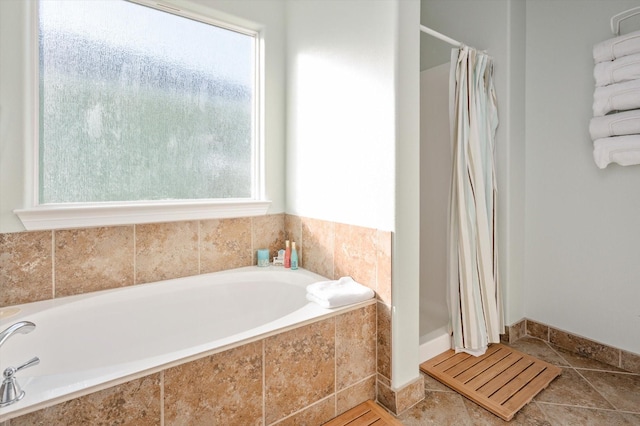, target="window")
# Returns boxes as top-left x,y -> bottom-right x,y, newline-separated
15,0 -> 268,230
